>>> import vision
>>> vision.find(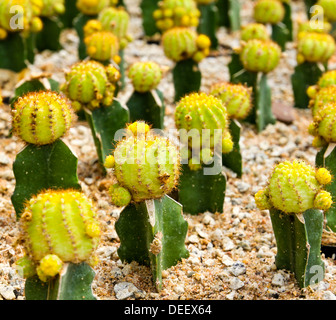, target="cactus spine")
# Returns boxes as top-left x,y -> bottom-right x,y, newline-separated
255,160 -> 332,287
